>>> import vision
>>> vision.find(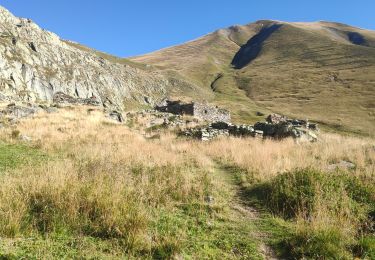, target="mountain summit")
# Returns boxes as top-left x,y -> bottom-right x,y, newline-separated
132,20 -> 375,135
